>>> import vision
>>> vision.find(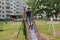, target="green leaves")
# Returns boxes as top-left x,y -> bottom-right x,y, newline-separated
26,0 -> 36,15
26,0 -> 60,16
